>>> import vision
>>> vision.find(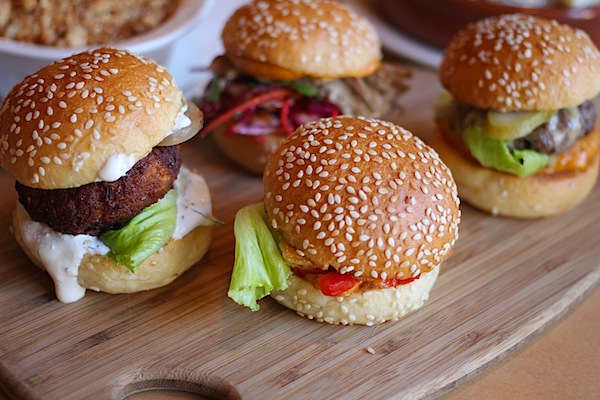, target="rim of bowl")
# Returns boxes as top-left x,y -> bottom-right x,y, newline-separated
0,0 -> 215,58
428,0 -> 600,18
